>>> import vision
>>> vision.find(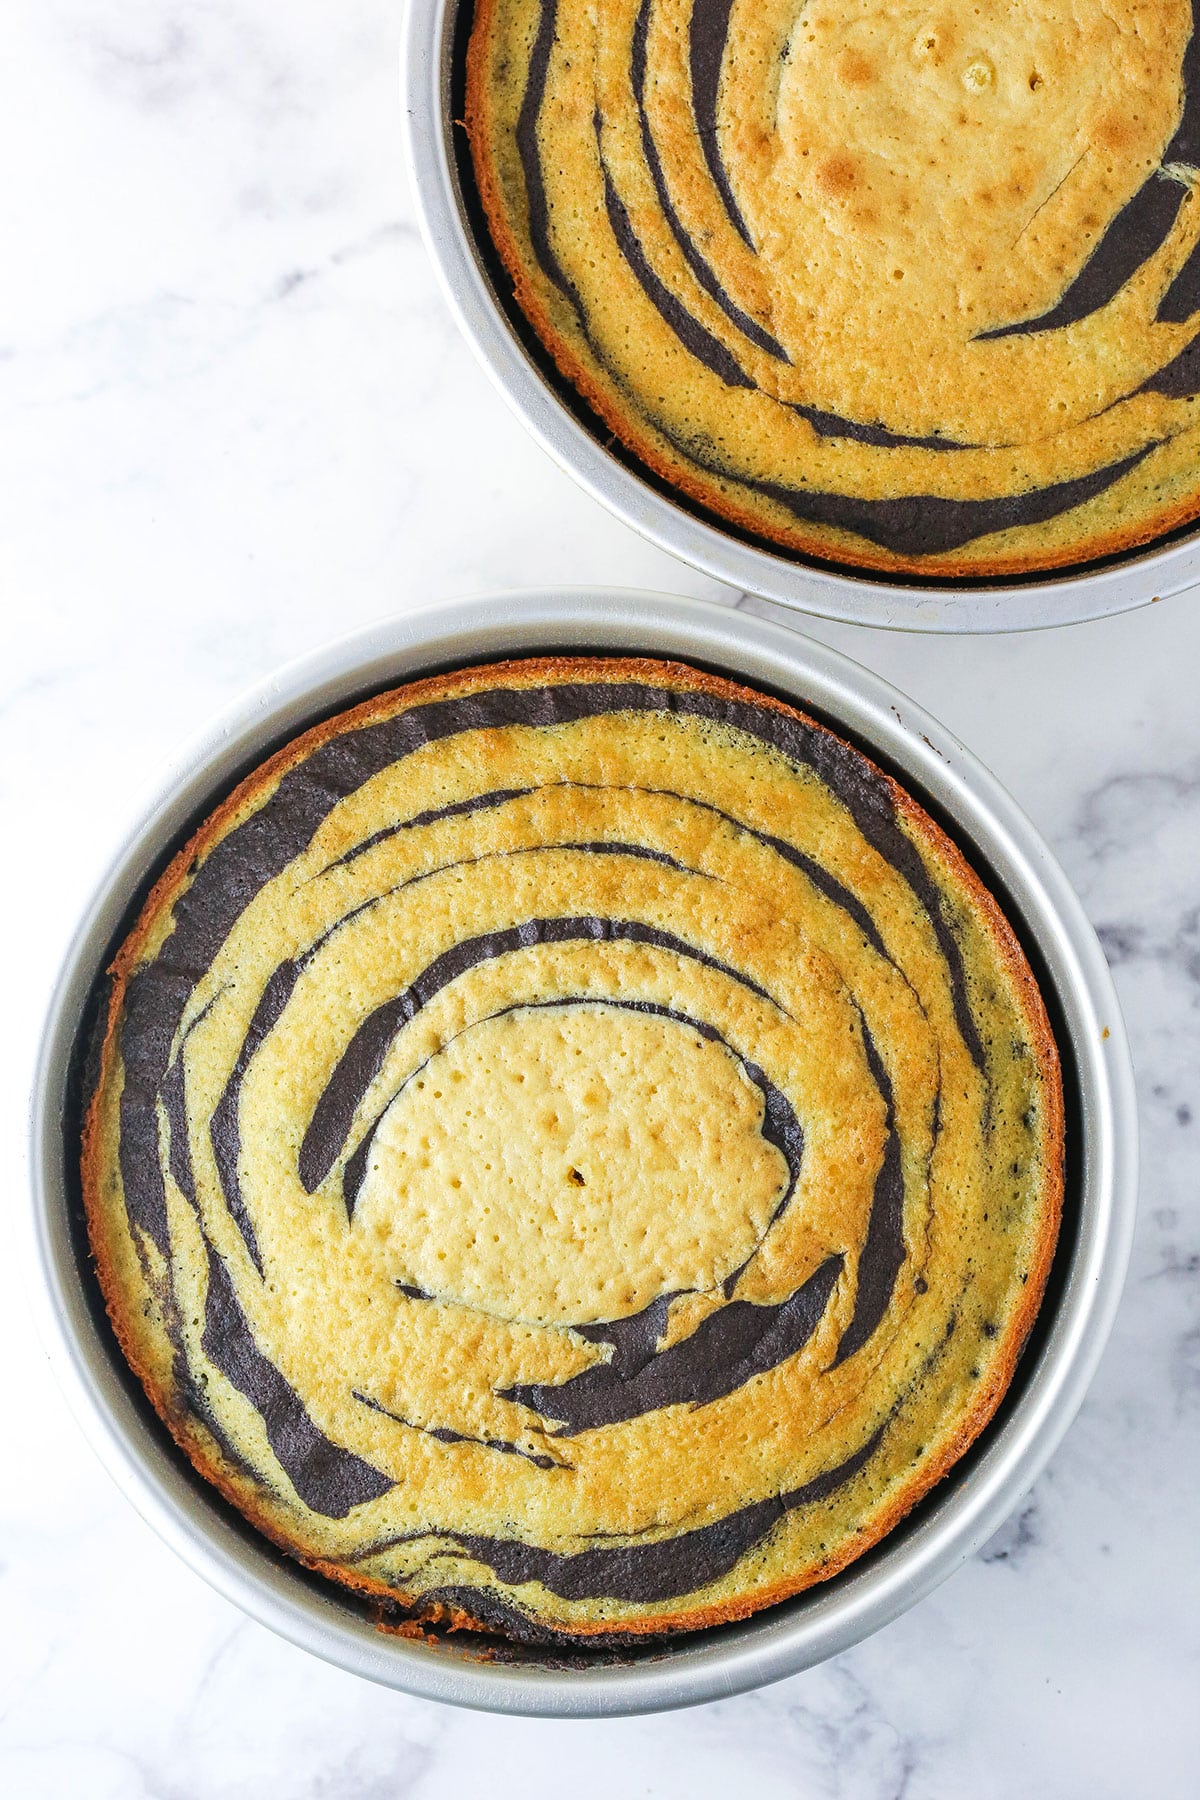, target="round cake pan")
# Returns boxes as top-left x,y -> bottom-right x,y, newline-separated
29,590 -> 1137,1714
402,0 -> 1200,633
